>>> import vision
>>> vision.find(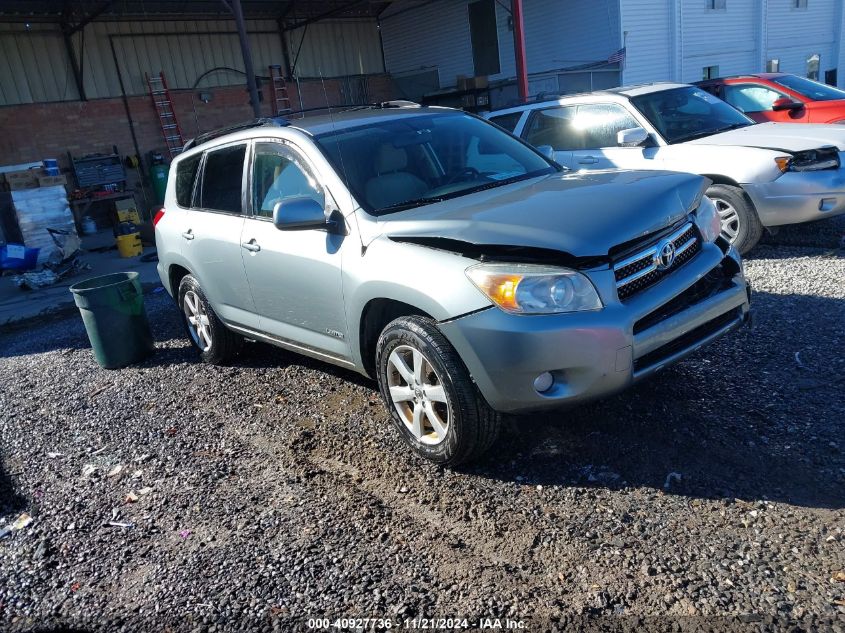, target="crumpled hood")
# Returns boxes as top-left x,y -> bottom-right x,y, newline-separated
687,122 -> 845,152
373,170 -> 708,258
